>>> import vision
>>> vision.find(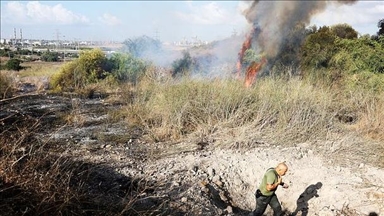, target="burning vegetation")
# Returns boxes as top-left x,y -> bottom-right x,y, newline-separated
235,0 -> 360,87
